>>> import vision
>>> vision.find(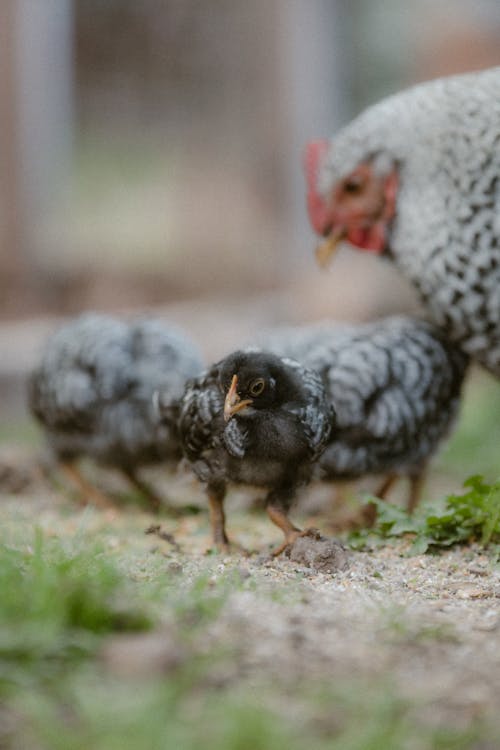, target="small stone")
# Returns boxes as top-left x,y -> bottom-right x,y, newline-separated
474,617 -> 499,632
286,533 -> 349,574
456,587 -> 492,600
0,460 -> 34,493
236,566 -> 252,580
467,565 -> 489,577
167,561 -> 183,575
